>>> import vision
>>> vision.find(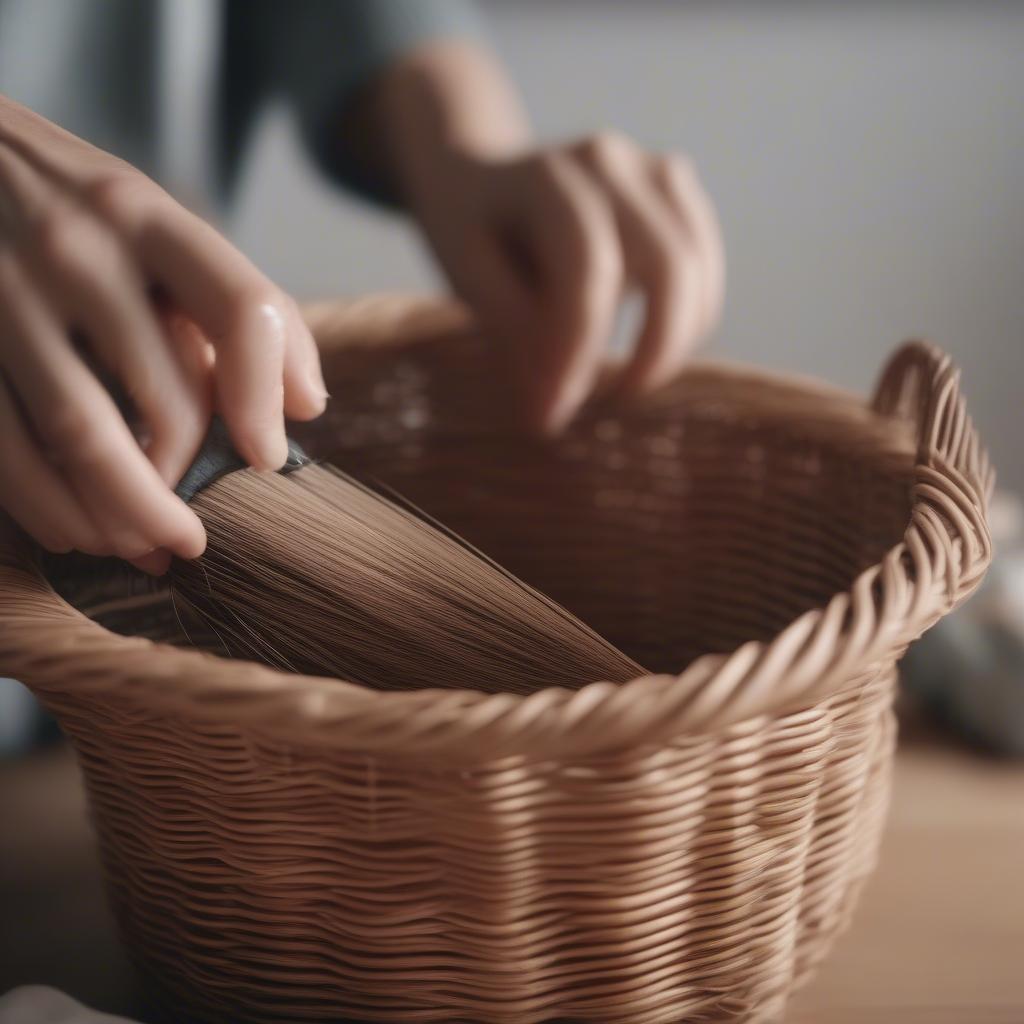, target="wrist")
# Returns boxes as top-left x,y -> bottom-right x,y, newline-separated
369,40 -> 530,207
